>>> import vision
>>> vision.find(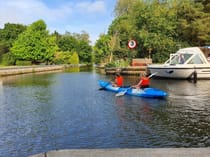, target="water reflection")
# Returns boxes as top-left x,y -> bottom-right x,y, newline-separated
0,70 -> 210,157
